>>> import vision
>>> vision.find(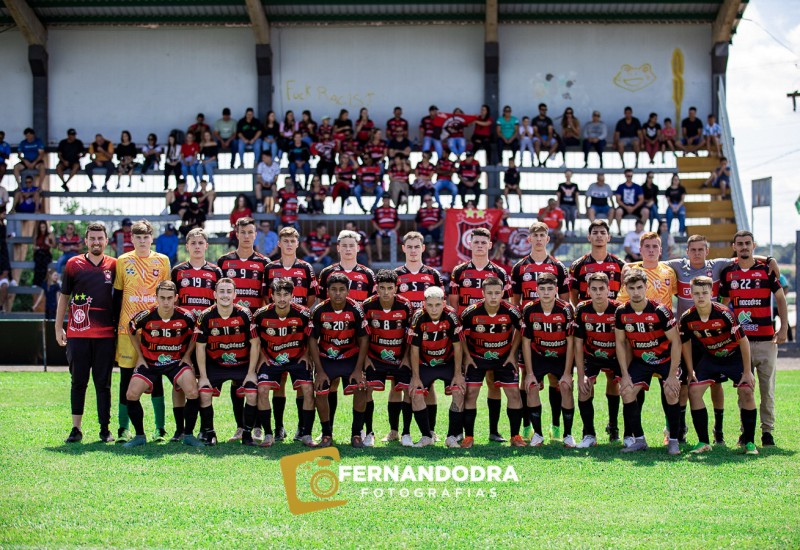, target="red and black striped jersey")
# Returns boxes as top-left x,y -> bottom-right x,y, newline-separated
511,255 -> 569,304
357,164 -> 382,189
680,302 -> 744,358
317,263 -> 376,303
373,206 -> 399,230
615,300 -> 676,366
435,158 -> 456,180
194,304 -> 257,368
277,188 -> 299,224
719,260 -> 781,341
362,295 -> 413,365
335,164 -> 357,186
458,160 -> 481,181
253,303 -> 312,367
574,300 -> 620,363
171,261 -> 223,314
216,251 -> 269,312
420,115 -> 436,138
425,251 -> 443,271
409,306 -> 462,368
386,117 -> 408,137
521,299 -> 574,359
363,142 -> 387,164
449,260 -> 510,315
415,206 -> 443,228
305,232 -> 331,256
569,253 -> 625,301
461,300 -> 522,364
61,254 -> 117,338
264,258 -> 317,307
395,264 -> 444,311
310,298 -> 367,361
130,306 -> 195,369
414,162 -> 435,182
